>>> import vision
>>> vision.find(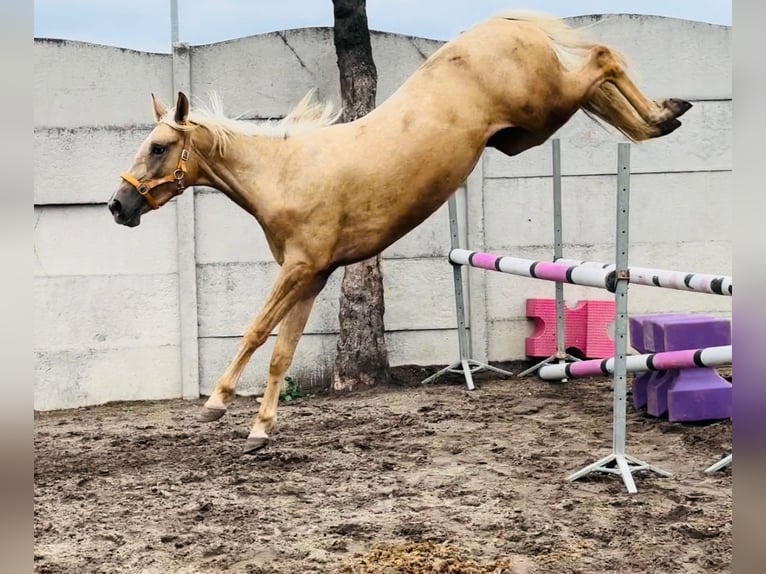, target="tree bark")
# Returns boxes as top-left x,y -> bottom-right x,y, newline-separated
331,0 -> 391,392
